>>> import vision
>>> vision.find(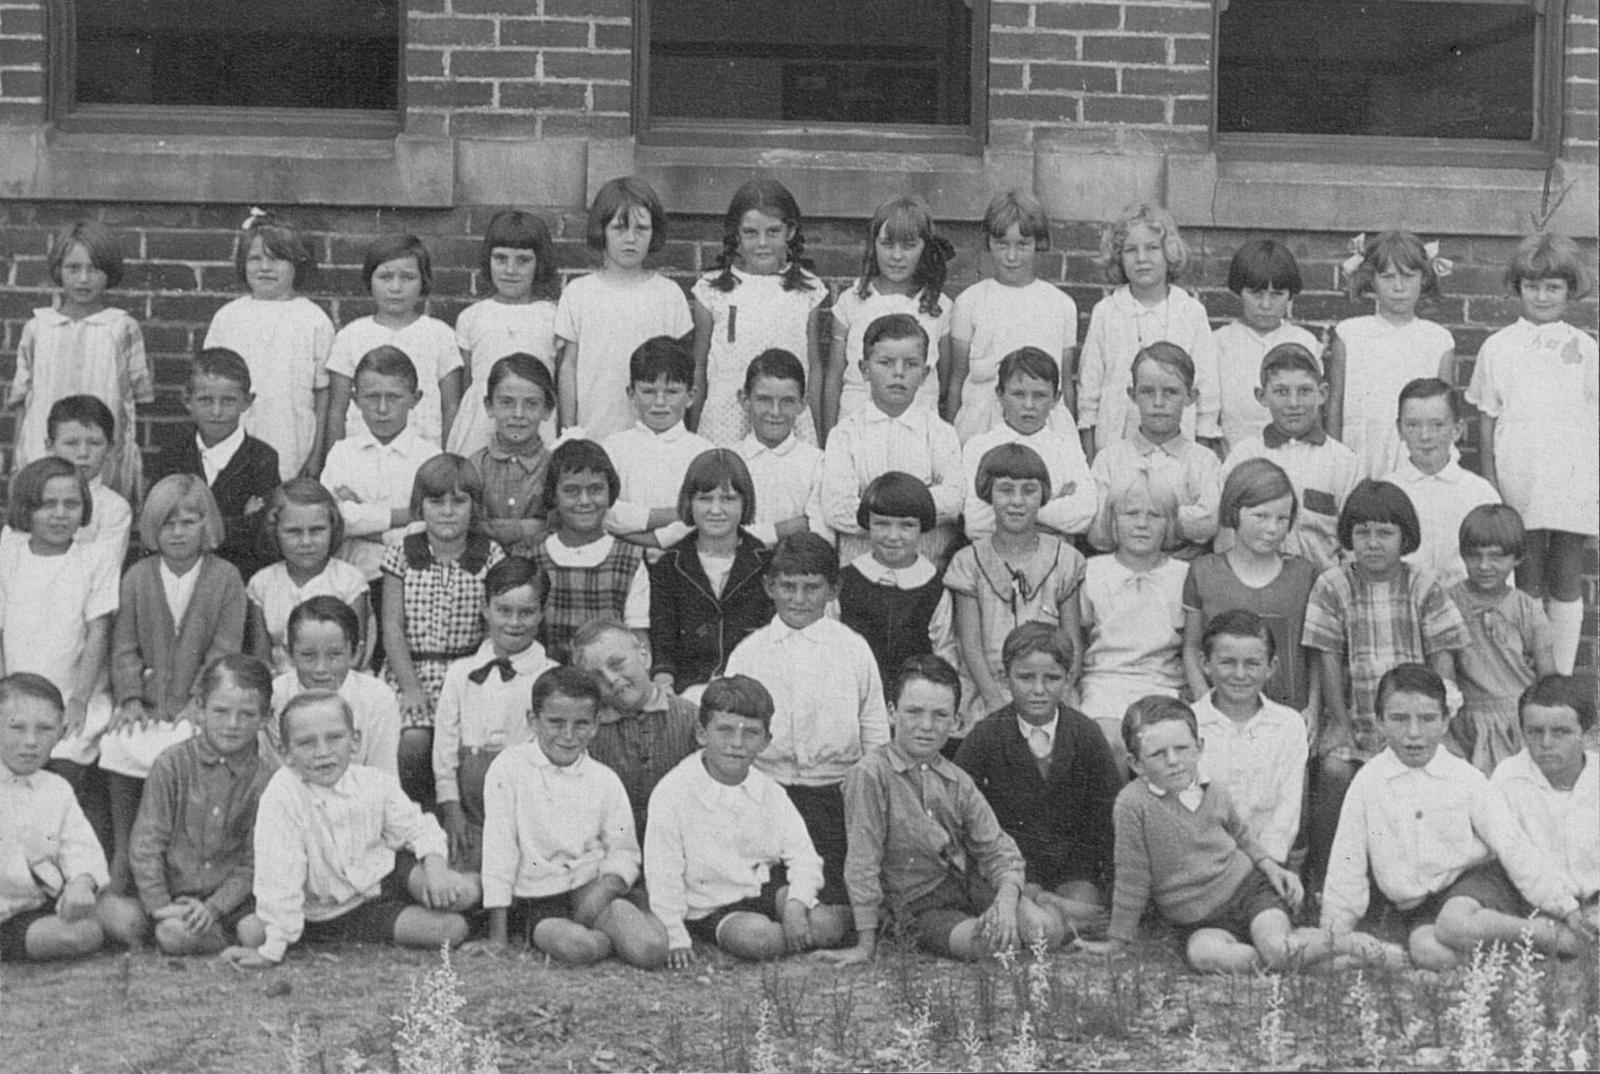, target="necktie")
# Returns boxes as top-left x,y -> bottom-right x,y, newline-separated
1027,726 -> 1051,760
468,657 -> 515,685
